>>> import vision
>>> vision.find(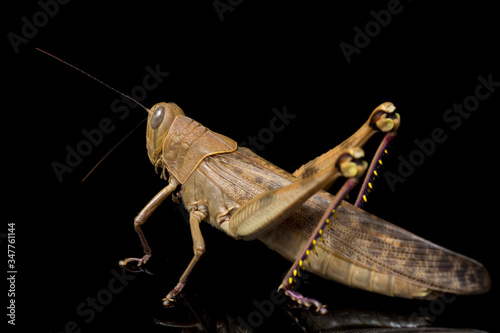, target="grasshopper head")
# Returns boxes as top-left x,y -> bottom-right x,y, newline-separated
146,102 -> 185,170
